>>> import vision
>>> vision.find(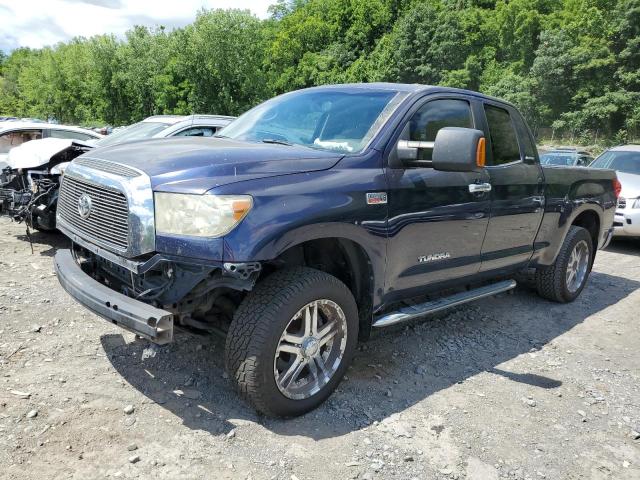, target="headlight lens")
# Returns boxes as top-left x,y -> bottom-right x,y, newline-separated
154,193 -> 252,237
633,198 -> 640,209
